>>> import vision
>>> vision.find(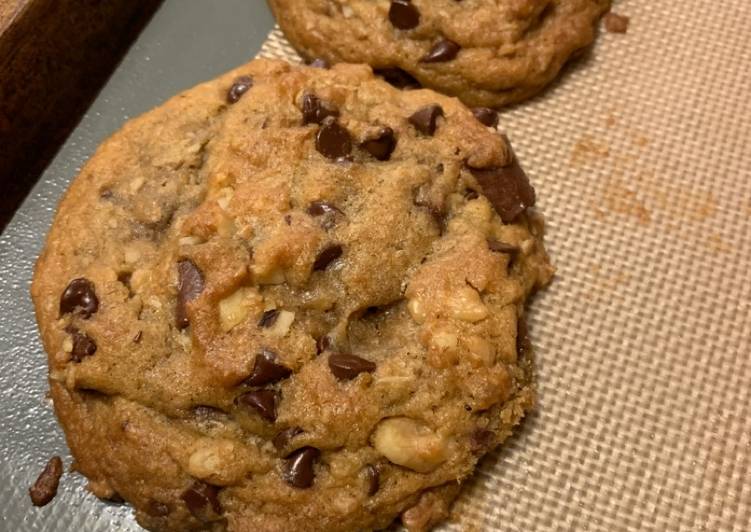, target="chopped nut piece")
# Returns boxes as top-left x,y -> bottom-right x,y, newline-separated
266,309 -> 295,337
218,287 -> 262,332
372,417 -> 448,473
187,438 -> 246,485
407,298 -> 427,323
446,286 -> 488,322
464,335 -> 496,367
